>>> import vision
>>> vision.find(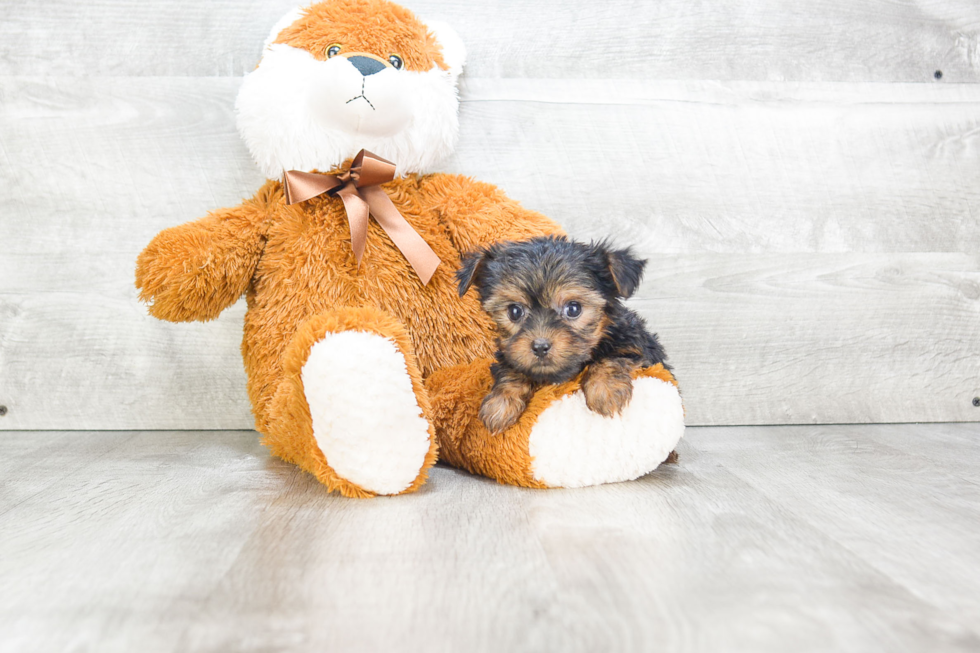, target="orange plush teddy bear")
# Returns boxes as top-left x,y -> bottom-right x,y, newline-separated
136,0 -> 684,497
